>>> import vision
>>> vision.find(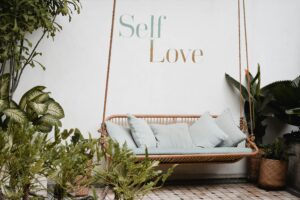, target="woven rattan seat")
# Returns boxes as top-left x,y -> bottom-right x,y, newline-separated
105,114 -> 258,164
